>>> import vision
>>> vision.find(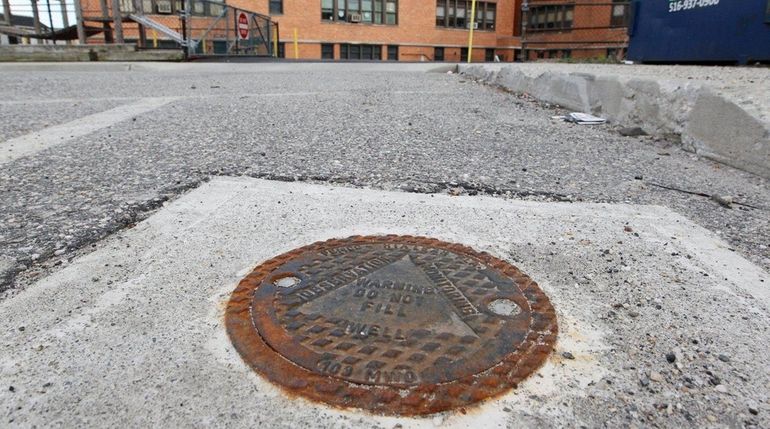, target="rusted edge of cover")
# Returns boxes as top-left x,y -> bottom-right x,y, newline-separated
225,235 -> 558,416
